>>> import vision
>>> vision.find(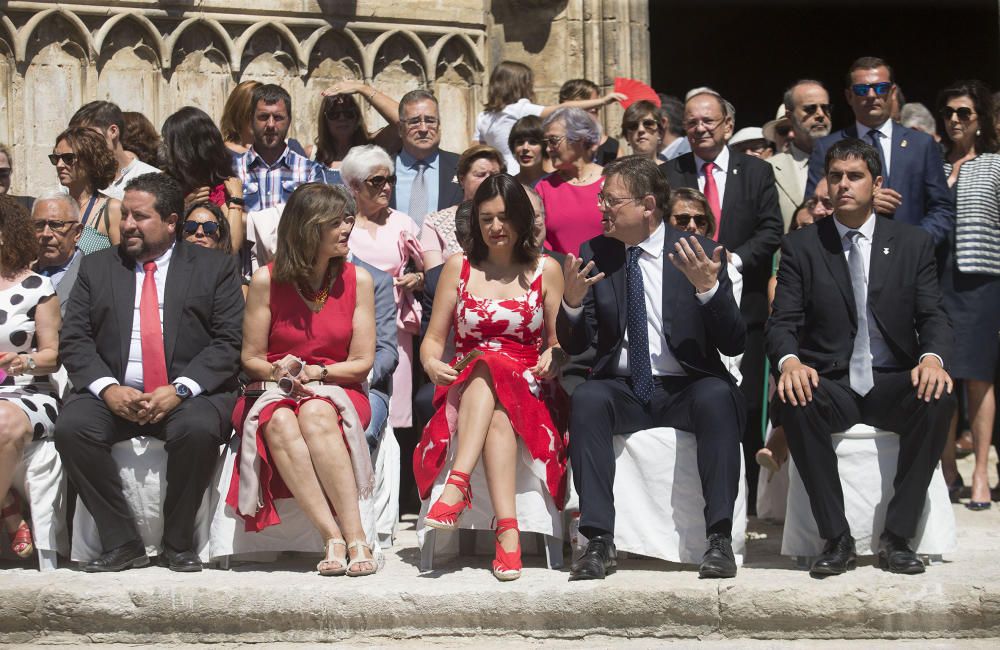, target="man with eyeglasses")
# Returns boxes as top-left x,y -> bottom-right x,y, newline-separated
806,57 -> 953,245
559,155 -> 746,581
234,84 -> 325,214
389,90 -> 462,228
661,88 -> 783,474
31,191 -> 84,316
768,80 -> 833,231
